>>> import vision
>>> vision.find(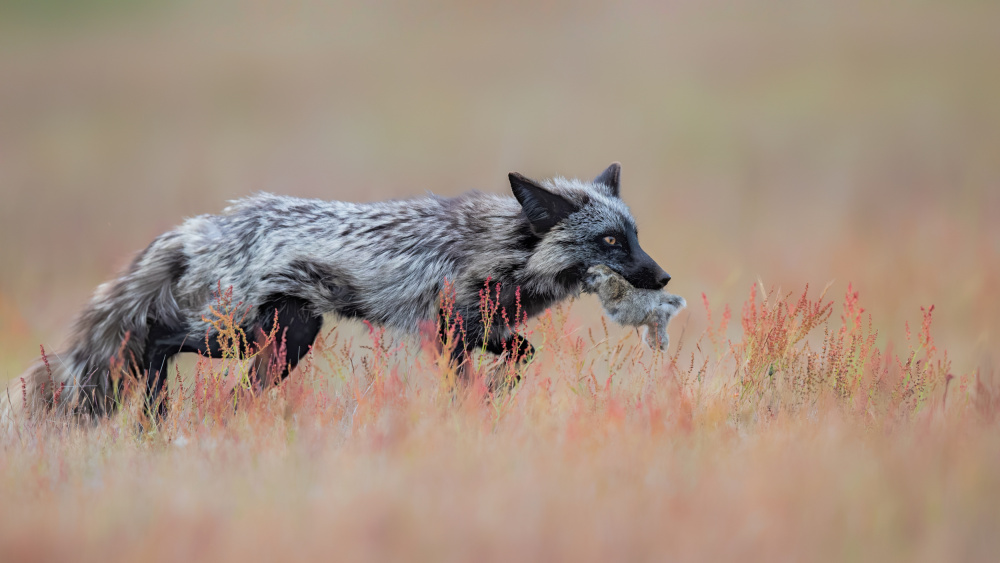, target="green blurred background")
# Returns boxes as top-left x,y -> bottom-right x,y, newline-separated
1,0 -> 998,377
